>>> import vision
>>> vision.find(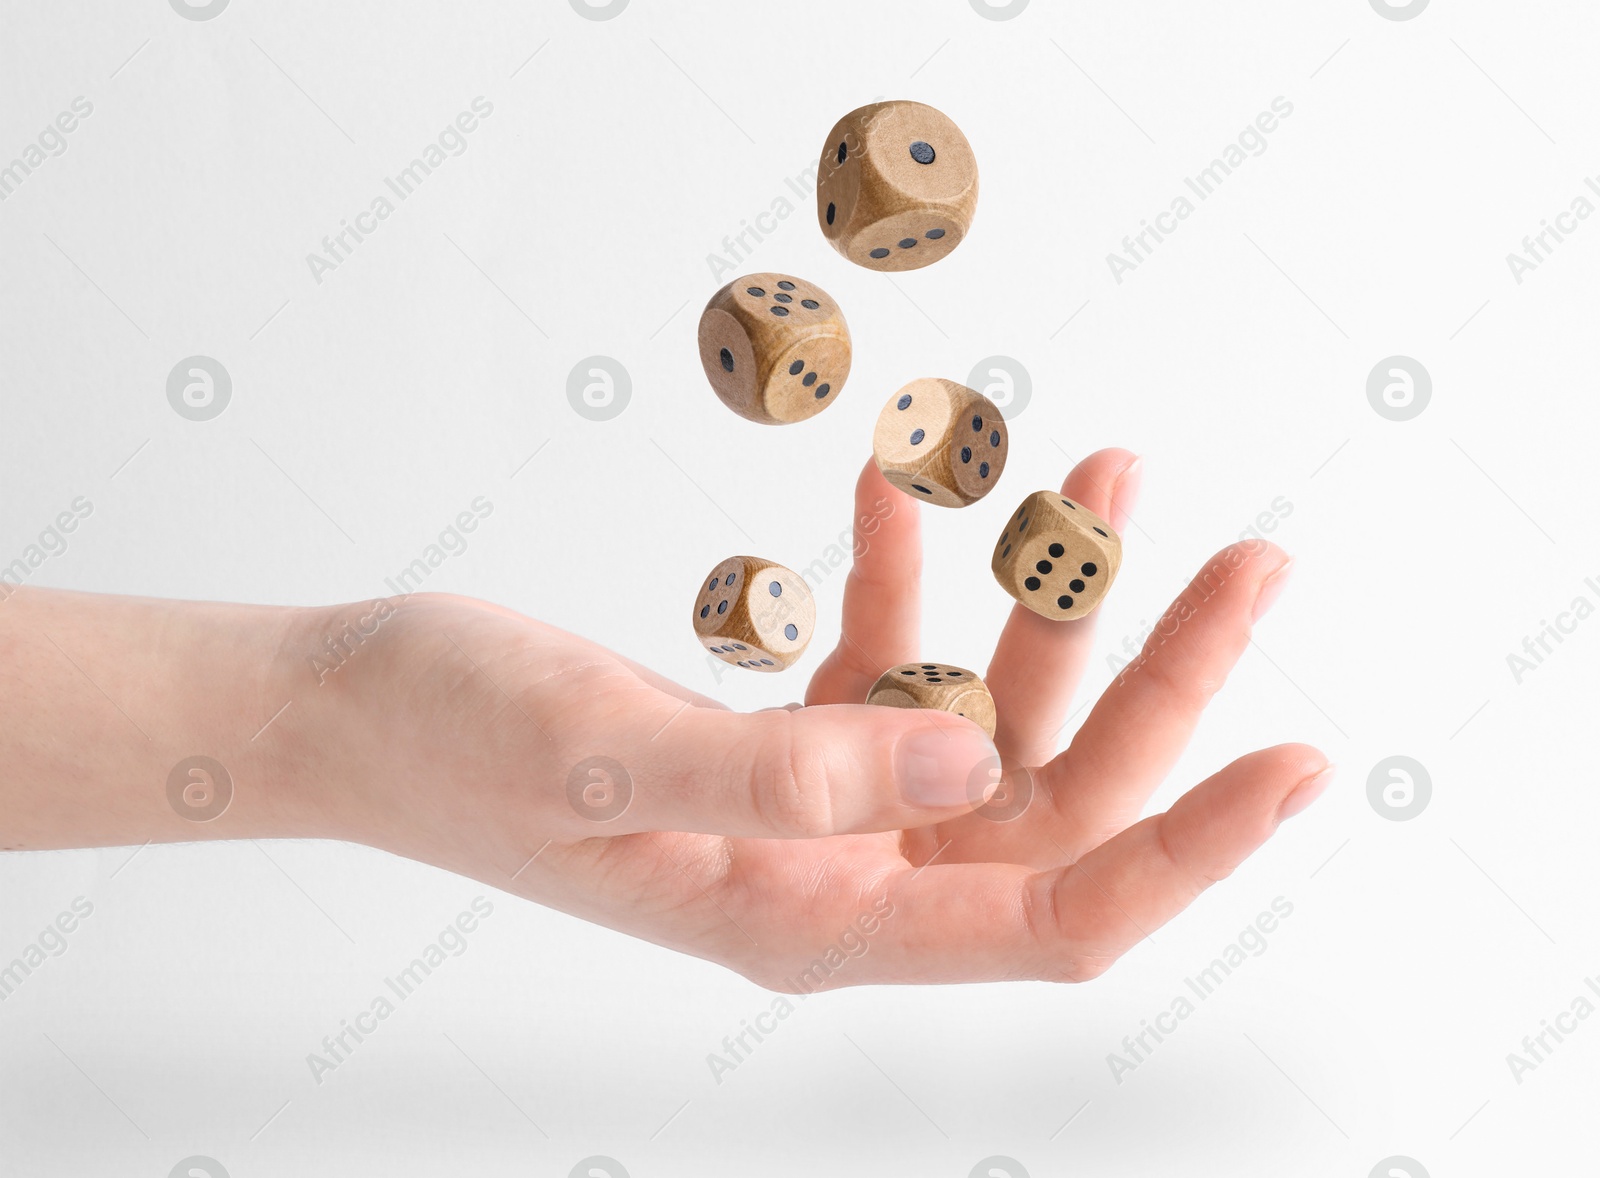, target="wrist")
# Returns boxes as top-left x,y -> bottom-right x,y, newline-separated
144,595 -> 342,845
261,597 -> 399,846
